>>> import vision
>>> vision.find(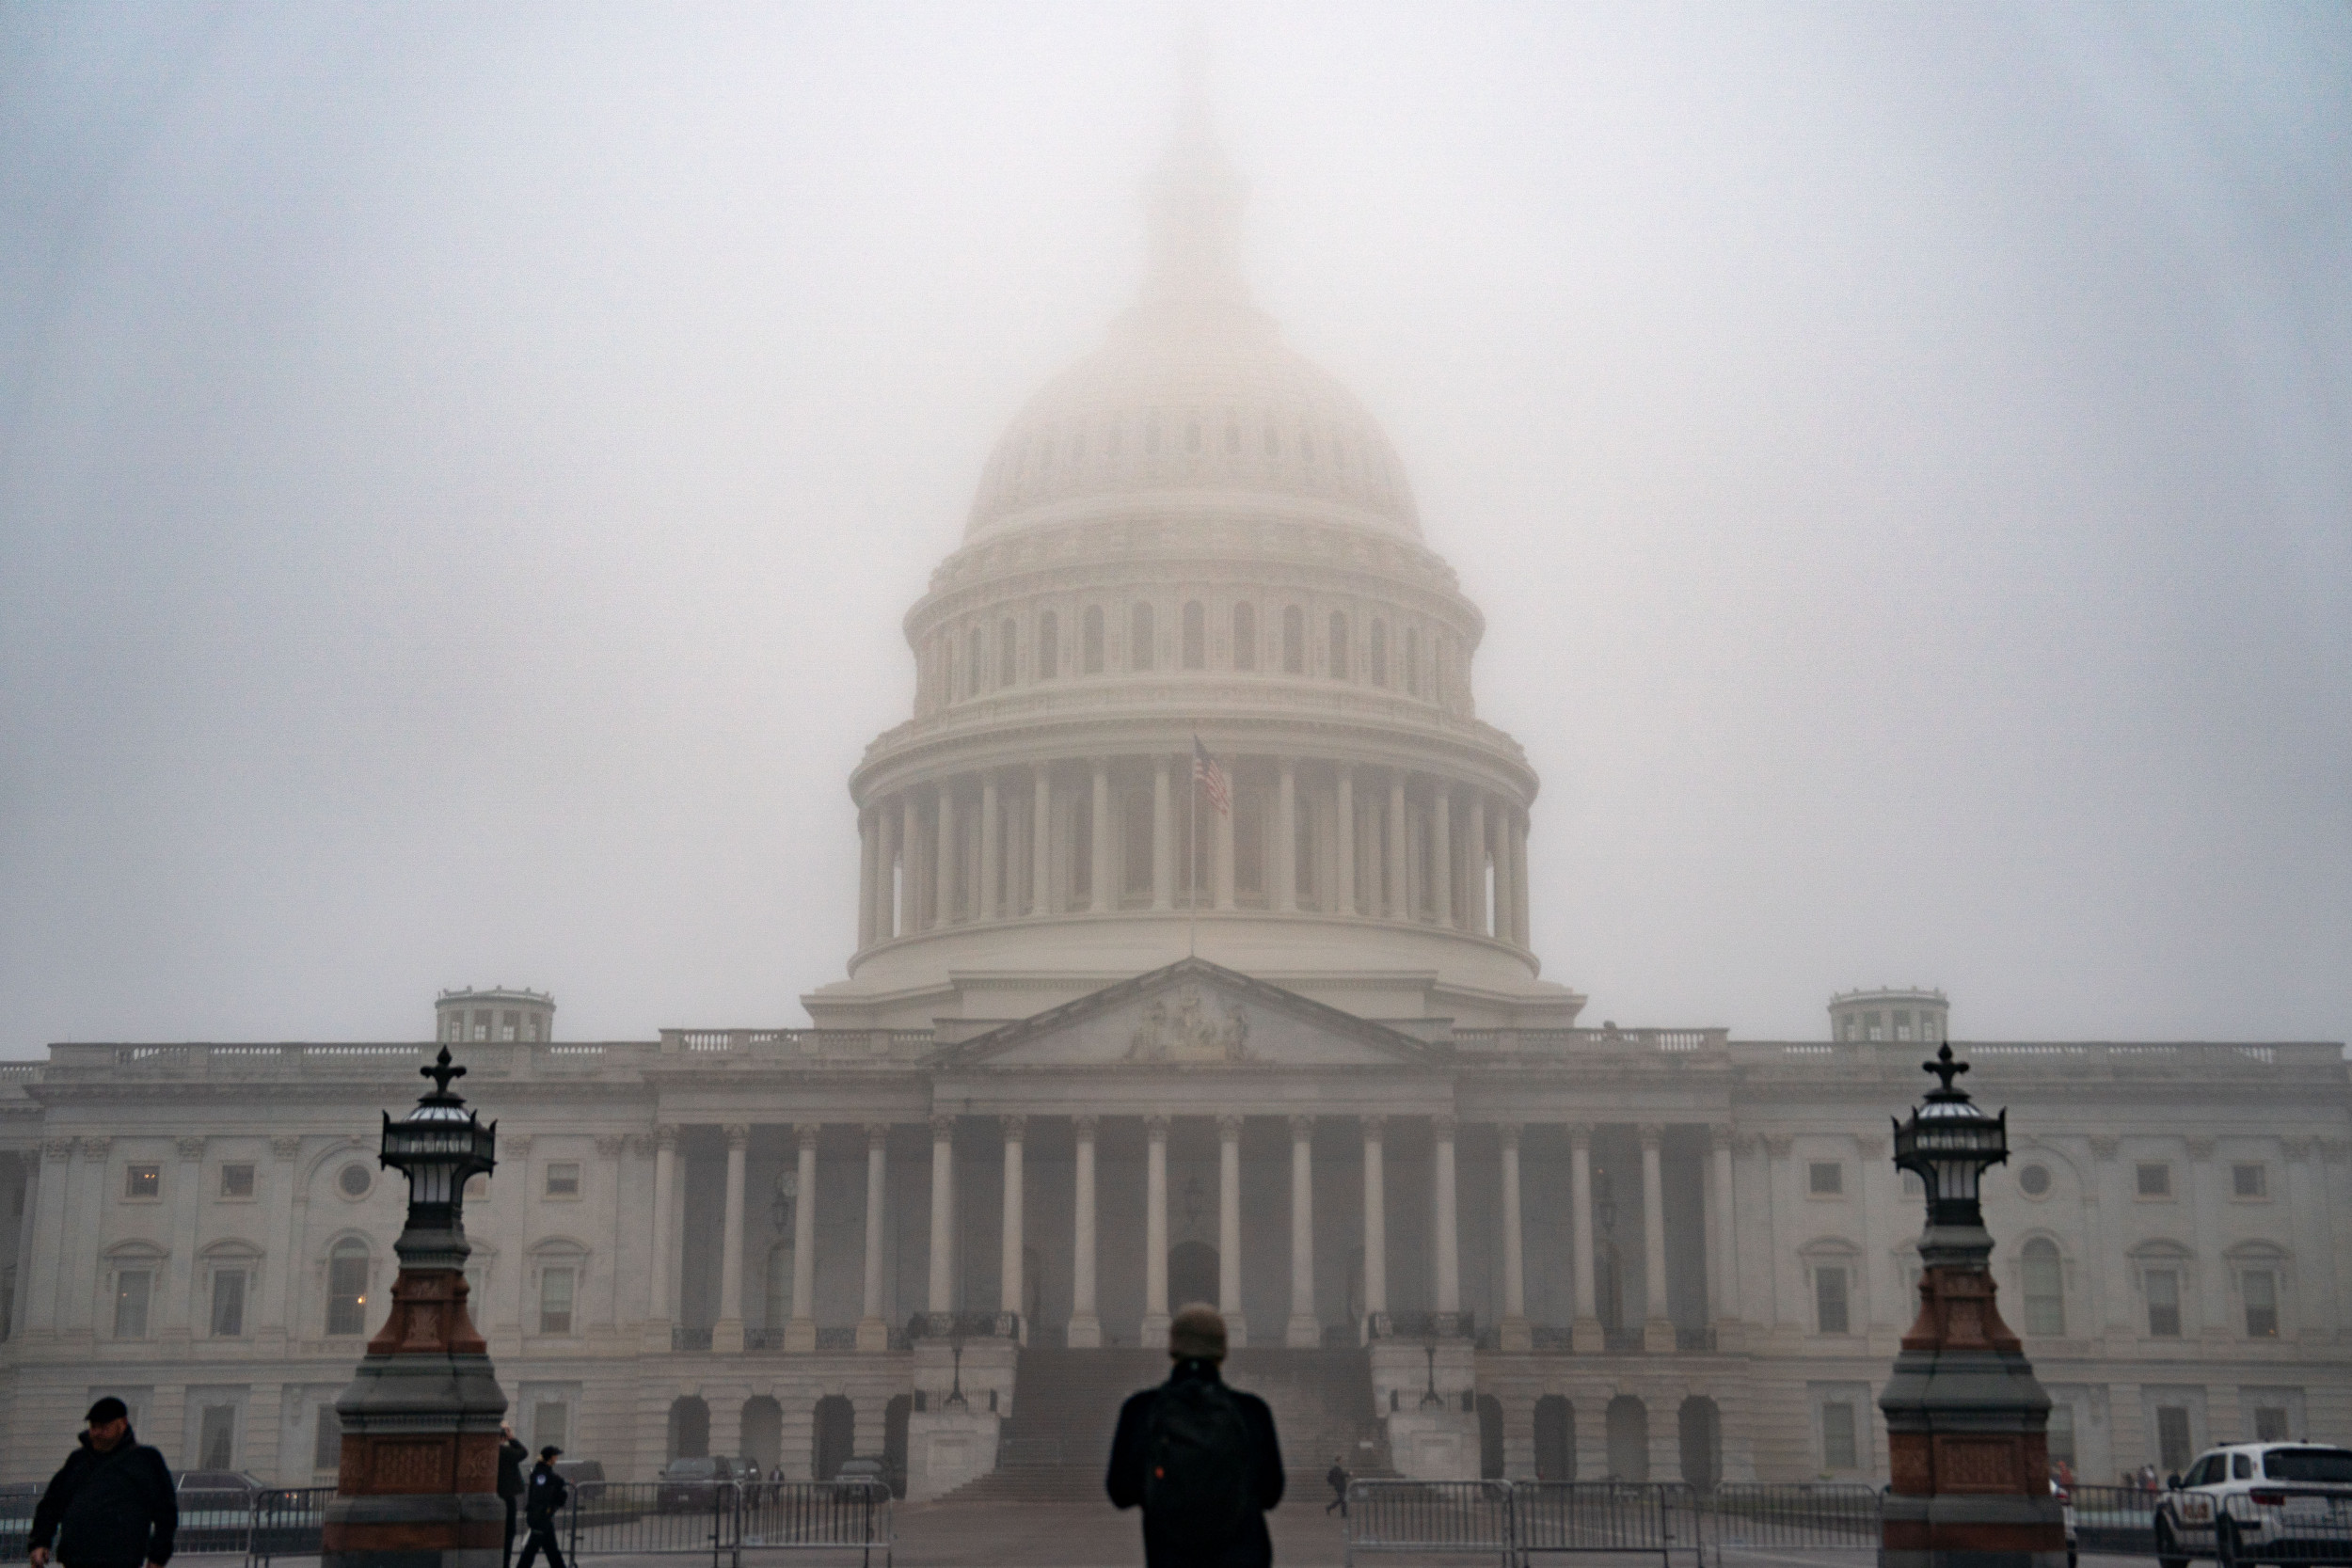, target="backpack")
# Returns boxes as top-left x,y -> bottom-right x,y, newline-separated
1143,1375 -> 1256,1555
